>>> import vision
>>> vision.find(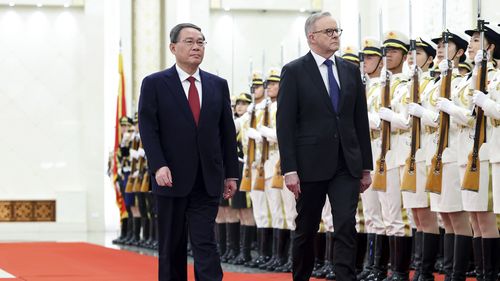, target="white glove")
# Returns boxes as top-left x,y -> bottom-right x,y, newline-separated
378,107 -> 395,122
130,149 -> 139,160
438,60 -> 452,74
379,67 -> 392,84
368,112 -> 381,129
132,170 -> 139,178
474,50 -> 489,65
436,97 -> 471,126
472,90 -> 488,108
137,148 -> 145,158
257,125 -> 277,143
246,103 -> 255,113
408,103 -> 425,118
435,97 -> 455,115
246,127 -> 262,142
